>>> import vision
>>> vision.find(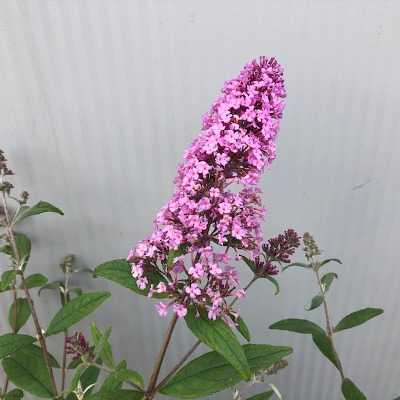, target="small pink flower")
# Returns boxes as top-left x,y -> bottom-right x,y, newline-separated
173,303 -> 188,317
136,277 -> 148,290
185,283 -> 201,299
236,289 -> 246,298
157,282 -> 167,293
131,264 -> 143,278
188,263 -> 205,279
155,302 -> 168,317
